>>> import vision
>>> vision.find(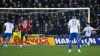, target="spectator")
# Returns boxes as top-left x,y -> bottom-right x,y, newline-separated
0,0 -> 100,35
0,0 -> 6,7
96,26 -> 100,35
6,0 -> 14,7
43,23 -> 49,36
0,21 -> 4,36
35,23 -> 40,34
96,18 -> 100,27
